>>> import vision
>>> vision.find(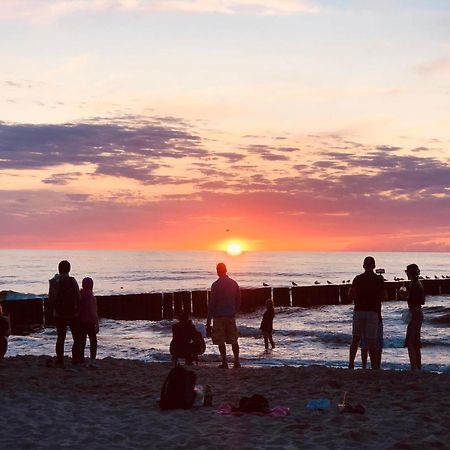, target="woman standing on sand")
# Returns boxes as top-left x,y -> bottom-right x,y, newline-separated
0,304 -> 11,359
402,264 -> 425,370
